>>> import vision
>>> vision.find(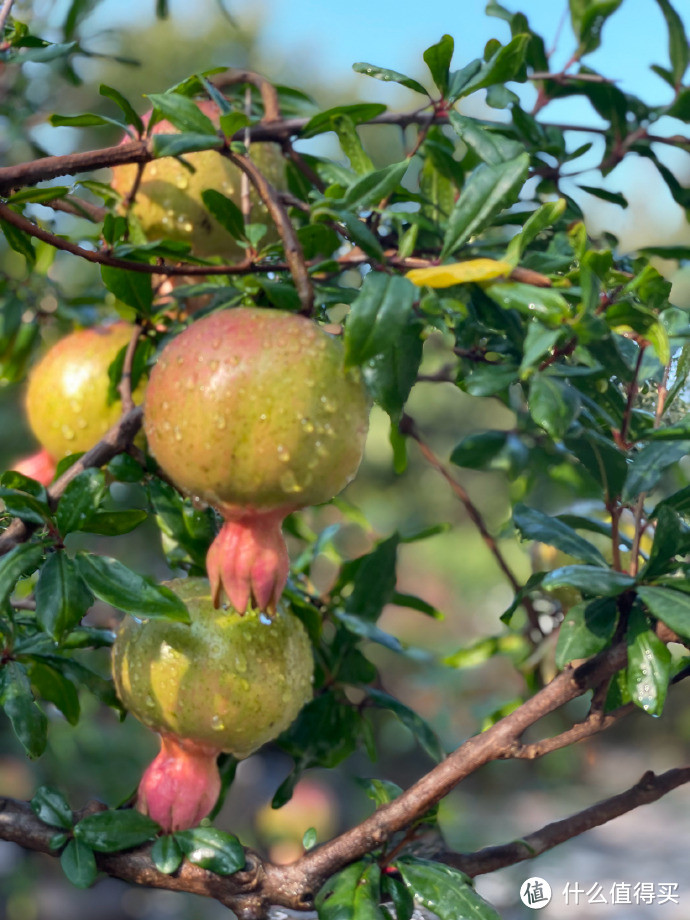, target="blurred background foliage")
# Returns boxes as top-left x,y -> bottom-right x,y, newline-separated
3,1 -> 690,918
